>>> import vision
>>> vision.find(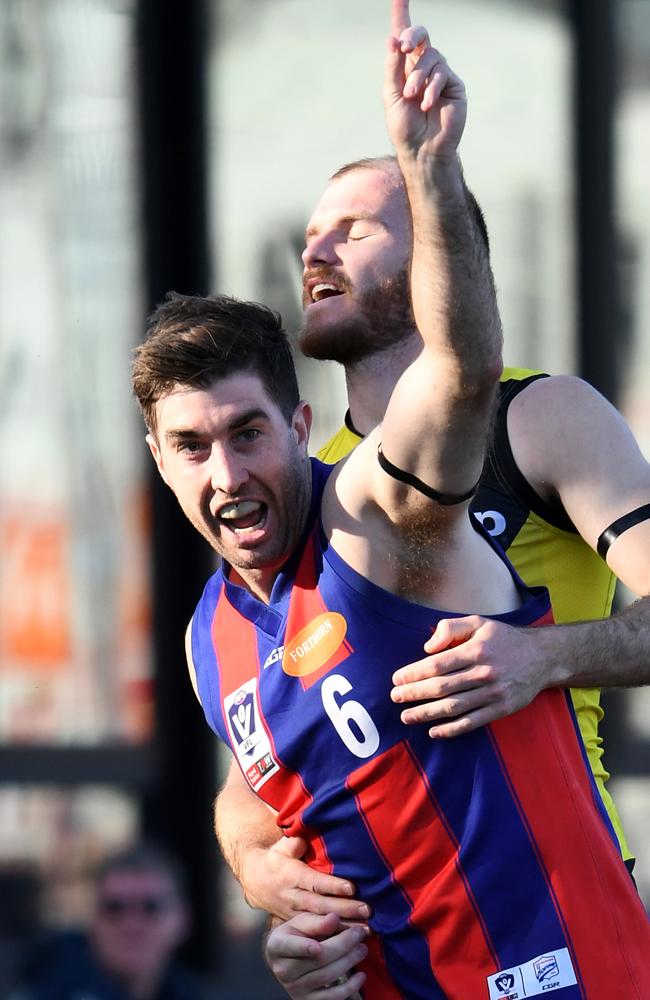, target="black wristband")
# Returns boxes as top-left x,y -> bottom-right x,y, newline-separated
596,503 -> 650,559
377,444 -> 479,506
